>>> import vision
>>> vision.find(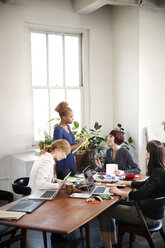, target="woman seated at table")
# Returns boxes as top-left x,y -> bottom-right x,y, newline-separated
28,139 -> 71,193
95,129 -> 141,176
98,140 -> 165,248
